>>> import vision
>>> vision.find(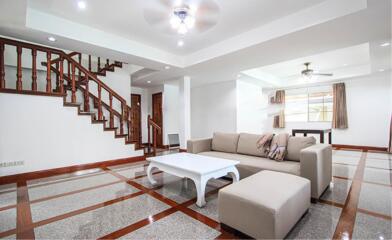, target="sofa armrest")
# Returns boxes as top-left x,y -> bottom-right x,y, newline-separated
300,144 -> 332,199
187,138 -> 212,154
